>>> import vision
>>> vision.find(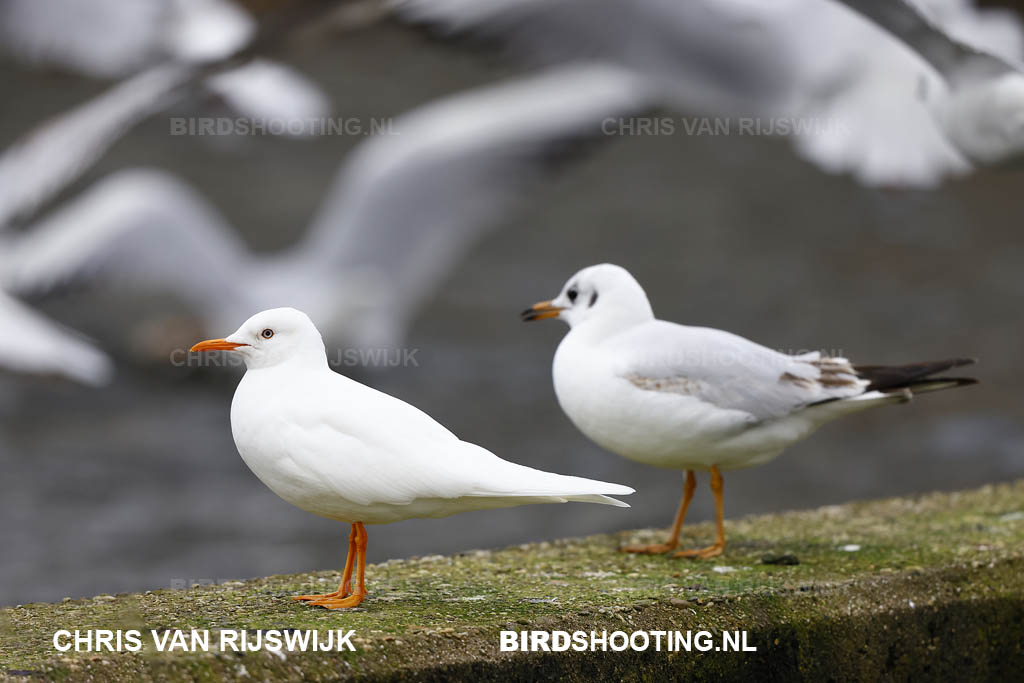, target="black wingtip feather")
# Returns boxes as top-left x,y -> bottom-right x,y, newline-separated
902,376 -> 979,390
855,358 -> 978,392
